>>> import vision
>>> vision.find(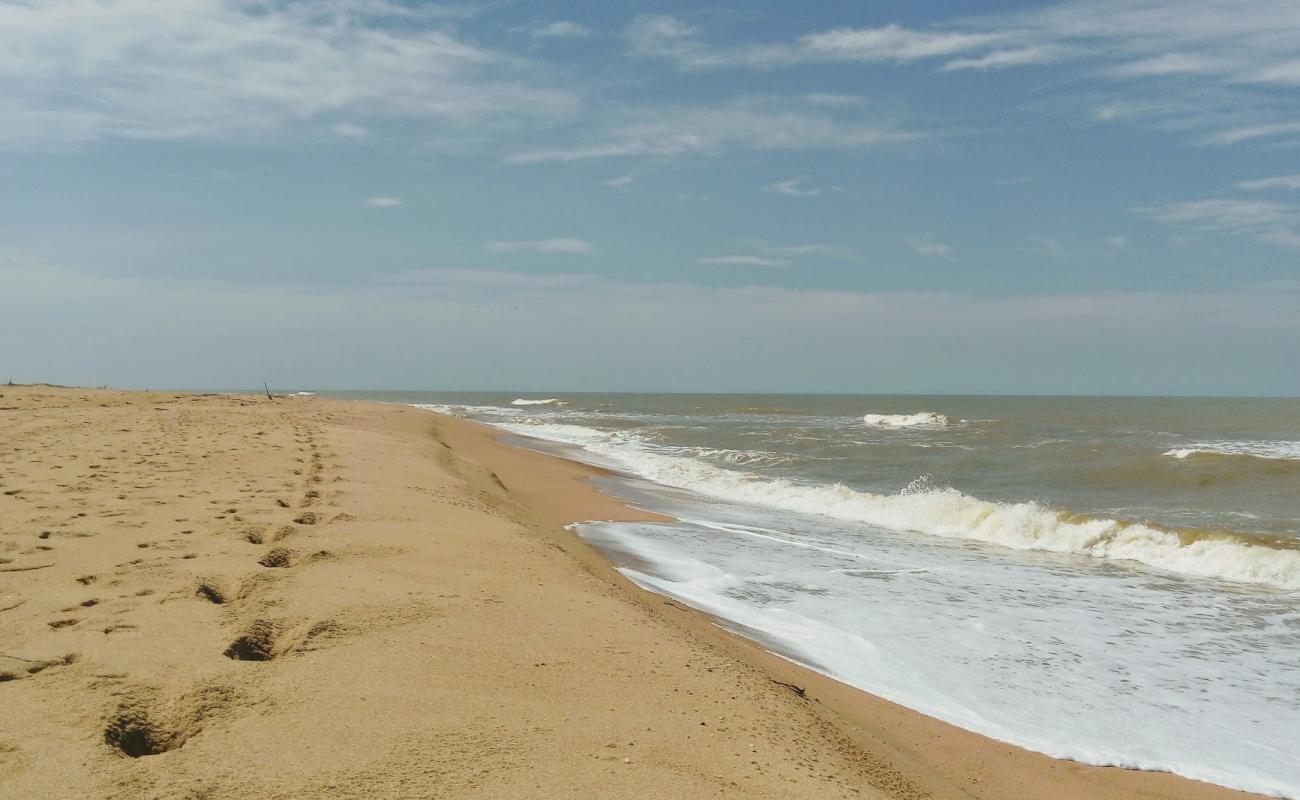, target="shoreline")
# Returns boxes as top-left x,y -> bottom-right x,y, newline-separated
0,387 -> 1270,799
427,405 -> 1274,800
